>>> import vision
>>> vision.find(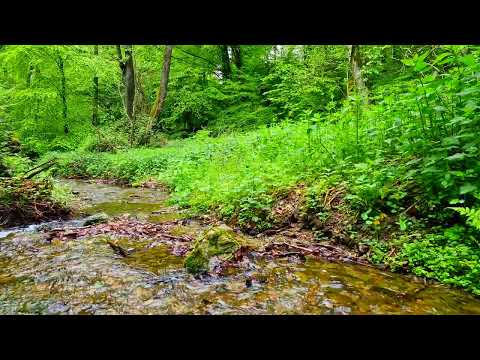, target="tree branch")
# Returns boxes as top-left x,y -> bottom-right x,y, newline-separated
176,47 -> 217,67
